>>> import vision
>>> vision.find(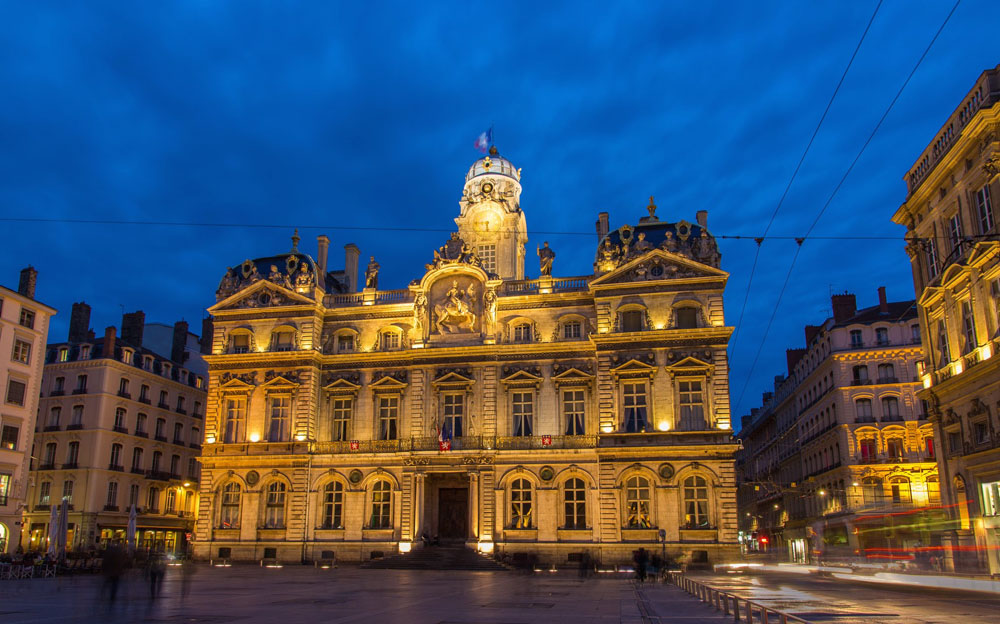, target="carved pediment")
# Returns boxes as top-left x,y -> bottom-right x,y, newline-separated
432,370 -> 475,388
500,366 -> 544,387
261,370 -> 301,389
371,372 -> 408,392
591,249 -> 726,287
552,366 -> 594,386
210,280 -> 315,313
610,357 -> 657,378
665,355 -> 713,375
323,377 -> 361,394
219,373 -> 256,391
